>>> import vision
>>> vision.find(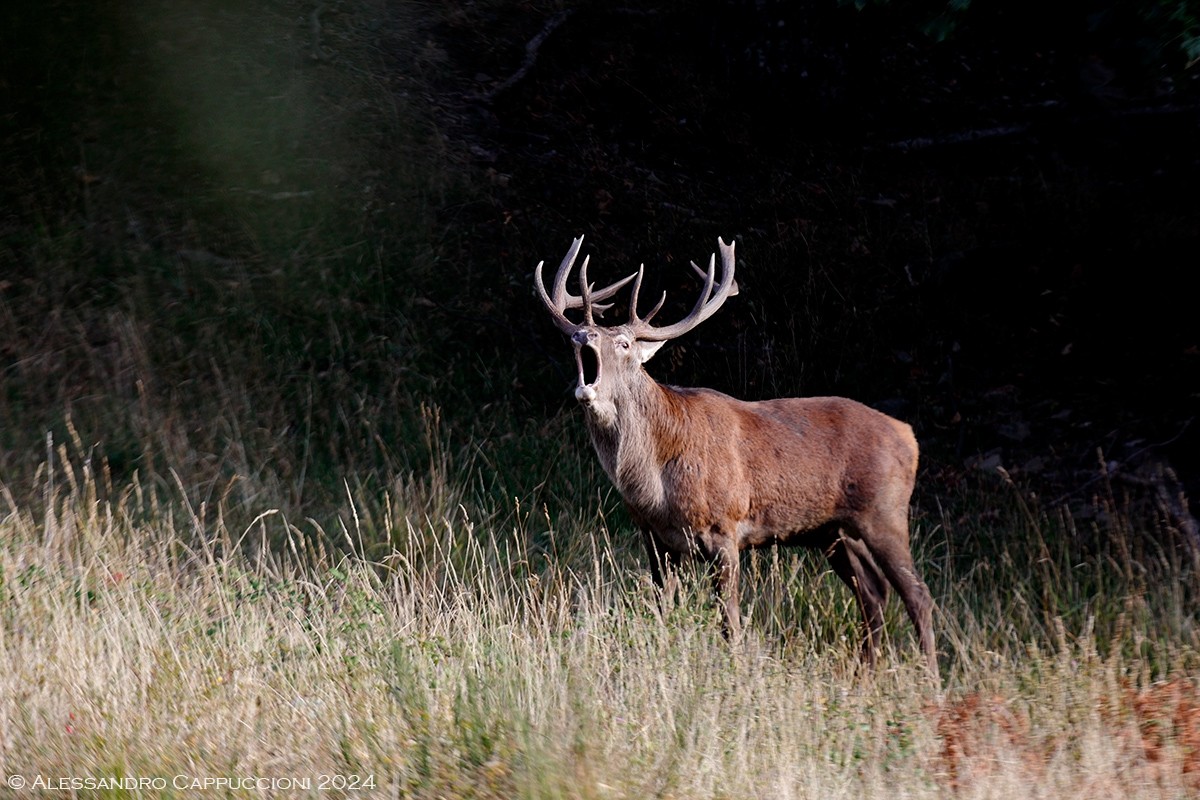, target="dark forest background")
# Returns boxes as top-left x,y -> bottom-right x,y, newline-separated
2,0 -> 1198,547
